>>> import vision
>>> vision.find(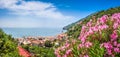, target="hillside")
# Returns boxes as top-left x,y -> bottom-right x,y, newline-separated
55,12 -> 120,57
65,6 -> 120,39
0,29 -> 20,57
64,6 -> 120,30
